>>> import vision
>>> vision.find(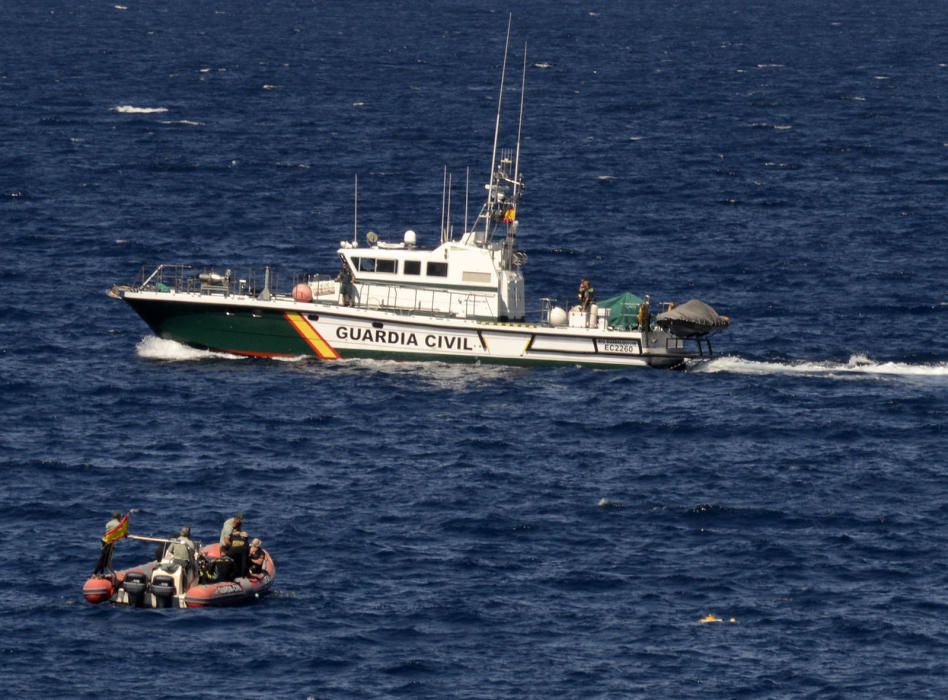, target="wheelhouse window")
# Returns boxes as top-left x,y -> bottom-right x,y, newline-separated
404,260 -> 421,275
426,262 -> 448,277
376,259 -> 397,274
355,257 -> 376,272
